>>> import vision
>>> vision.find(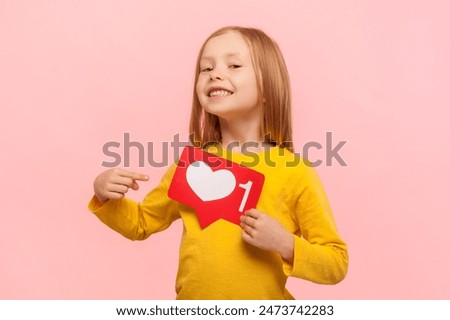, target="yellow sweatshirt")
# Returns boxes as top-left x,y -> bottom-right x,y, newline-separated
88,145 -> 348,299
